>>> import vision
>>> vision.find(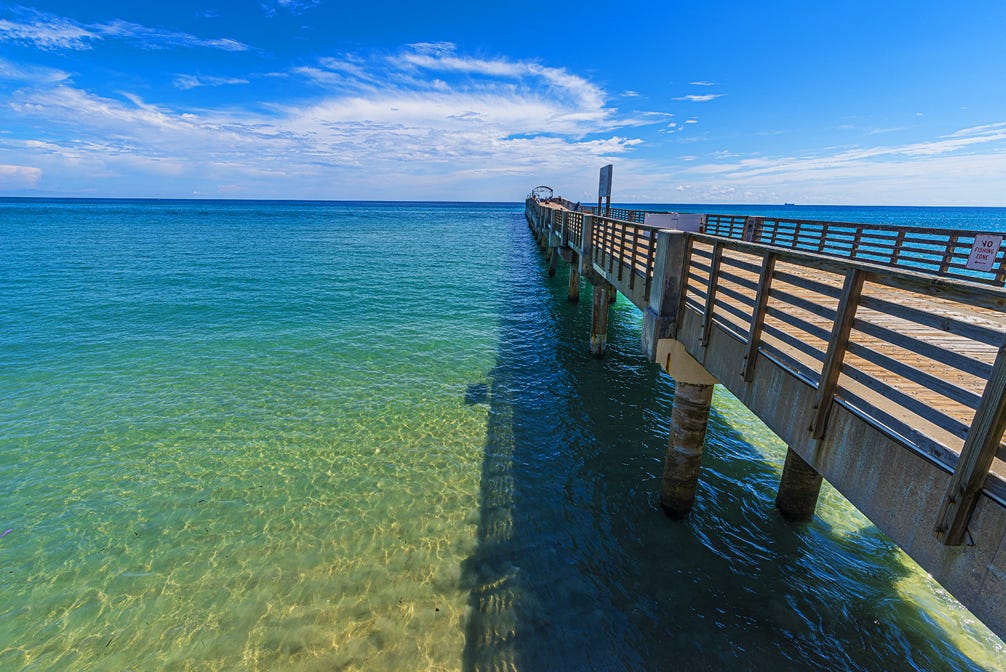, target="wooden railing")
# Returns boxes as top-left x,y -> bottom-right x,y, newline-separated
704,214 -> 1006,286
527,197 -> 1006,543
681,234 -> 1006,542
590,215 -> 661,304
